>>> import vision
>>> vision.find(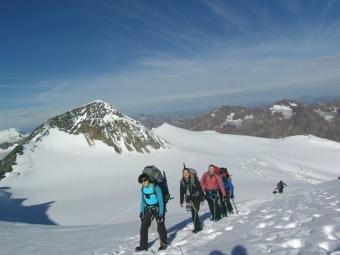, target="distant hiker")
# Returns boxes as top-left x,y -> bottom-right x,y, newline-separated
201,164 -> 226,221
180,166 -> 205,233
135,173 -> 168,252
276,180 -> 287,194
220,168 -> 234,216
